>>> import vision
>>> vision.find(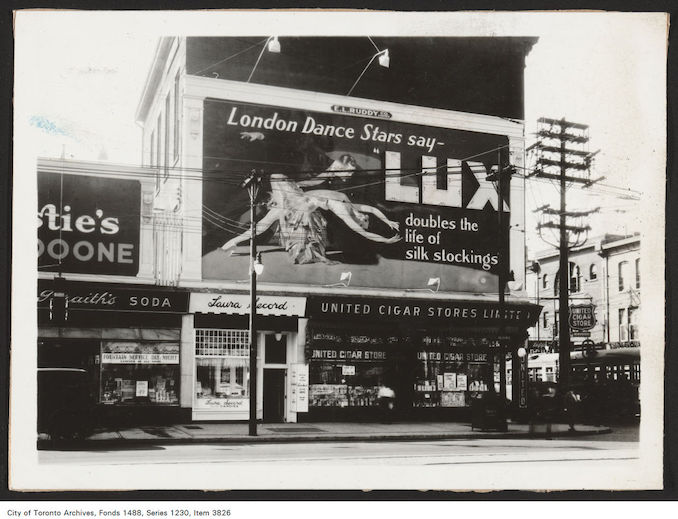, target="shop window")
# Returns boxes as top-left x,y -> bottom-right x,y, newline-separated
618,261 -> 628,292
543,311 -> 549,329
545,367 -> 555,382
194,329 -> 250,412
535,369 -> 543,382
99,341 -> 179,405
589,264 -> 598,281
413,348 -> 492,408
309,349 -> 386,408
528,367 -> 543,383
